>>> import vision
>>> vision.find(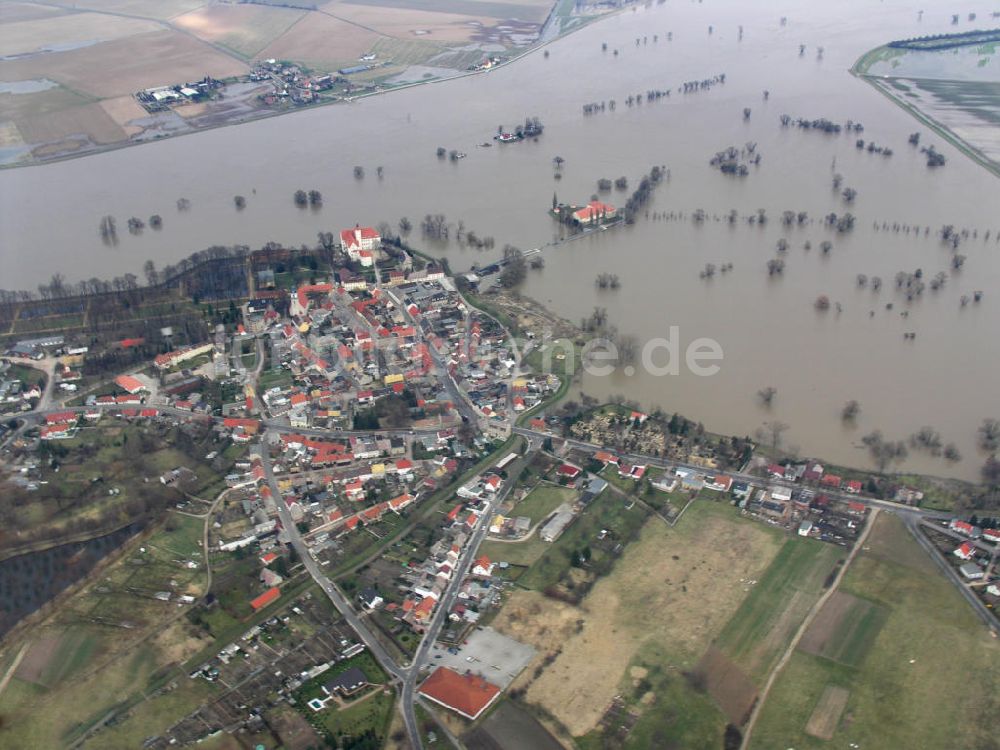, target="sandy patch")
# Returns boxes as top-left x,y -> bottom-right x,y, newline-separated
177,101 -> 210,119
148,620 -> 208,666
